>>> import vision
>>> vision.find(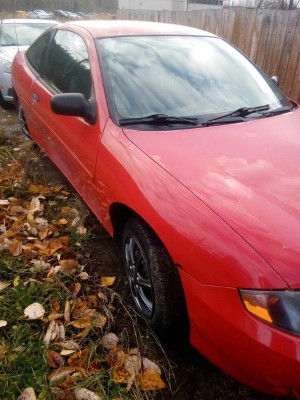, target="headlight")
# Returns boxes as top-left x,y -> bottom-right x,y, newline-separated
239,289 -> 300,336
1,59 -> 12,74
